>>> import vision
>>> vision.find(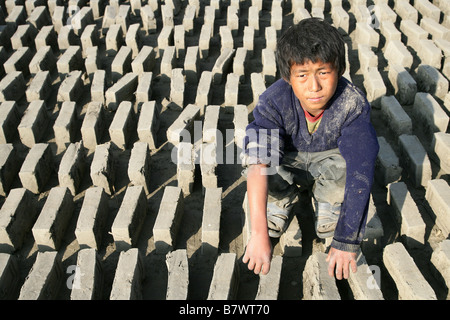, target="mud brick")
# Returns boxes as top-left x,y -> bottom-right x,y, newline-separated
375,136 -> 402,186
135,72 -> 153,105
219,25 -> 233,54
293,7 -> 310,24
109,101 -> 136,150
265,27 -> 277,51
4,46 -> 33,76
177,142 -> 195,195
398,134 -> 432,187
11,24 -> 36,50
169,68 -> 184,110
426,179 -> 450,237
412,92 -> 449,138
71,6 -> 94,36
35,26 -> 58,52
18,100 -> 49,148
375,3 -> 397,23
0,188 -> 37,253
400,20 -> 427,51
195,71 -> 213,113
303,252 -> 340,300
394,0 -> 418,22
0,253 -> 20,299
358,44 -> 377,73
110,248 -> 144,300
29,46 -> 57,75
81,24 -> 99,57
137,101 -> 159,150
199,23 -> 211,59
204,6 -> 215,35
421,17 -> 450,41
248,6 -> 260,35
0,101 -> 20,144
19,143 -> 53,194
125,23 -> 140,58
5,5 -> 26,30
384,242 -> 437,299
250,73 -> 266,106
262,48 -> 276,84
161,4 -> 174,27
414,0 -> 440,22
431,239 -> 450,293
254,255 -> 282,300
380,95 -> 412,136
112,186 -> 146,251
183,5 -> 196,35
212,47 -> 235,84
54,104 -> 77,150
387,63 -> 417,105
347,250 -> 384,300
111,46 -> 132,82
174,25 -> 185,59
105,73 -> 138,111
105,24 -> 123,55
57,26 -> 80,51
354,5 -> 369,22
388,181 -> 426,248
157,26 -> 174,58
76,187 -> 108,249
57,46 -> 83,77
131,45 -> 156,75
380,21 -> 402,43
25,0 -> 46,16
417,39 -> 442,69
90,0 -> 105,19
361,195 -> 384,255
91,70 -> 106,103
207,253 -> 238,300
160,46 -> 176,78
200,142 -> 217,189
27,70 -> 51,102
70,248 -> 103,300
384,40 -> 413,70
233,47 -> 247,83
432,132 -> 450,173
363,67 -> 386,108
90,142 -> 115,195
18,251 -> 62,300
224,73 -> 240,107
153,186 -> 184,254
331,6 -> 349,34
0,144 -> 20,196
140,4 -> 157,35
32,186 -> 74,251
271,6 -> 282,32
57,70 -> 84,103
233,104 -> 248,150
51,6 -> 65,34
201,187 -> 222,255
184,46 -> 199,84
203,105 -> 220,145
416,65 -> 449,100
102,6 -> 118,35
166,249 -> 189,300
355,22 -> 379,47
58,141 -> 85,195
85,46 -> 99,76
0,71 -> 26,102
128,142 -> 151,194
